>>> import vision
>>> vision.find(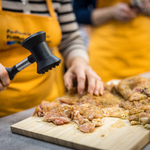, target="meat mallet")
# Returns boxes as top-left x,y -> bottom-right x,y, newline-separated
6,31 -> 61,80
